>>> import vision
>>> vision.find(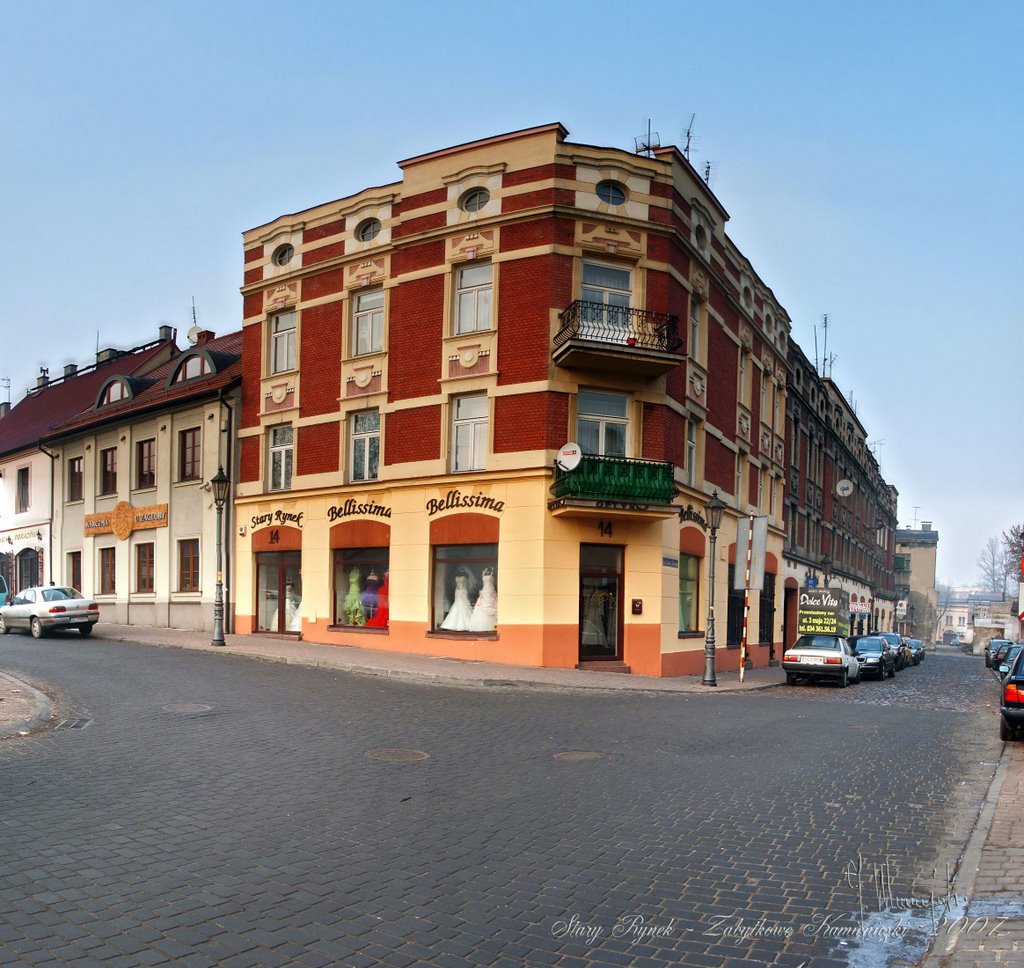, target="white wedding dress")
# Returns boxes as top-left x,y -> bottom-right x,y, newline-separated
468,570 -> 497,632
440,575 -> 474,631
